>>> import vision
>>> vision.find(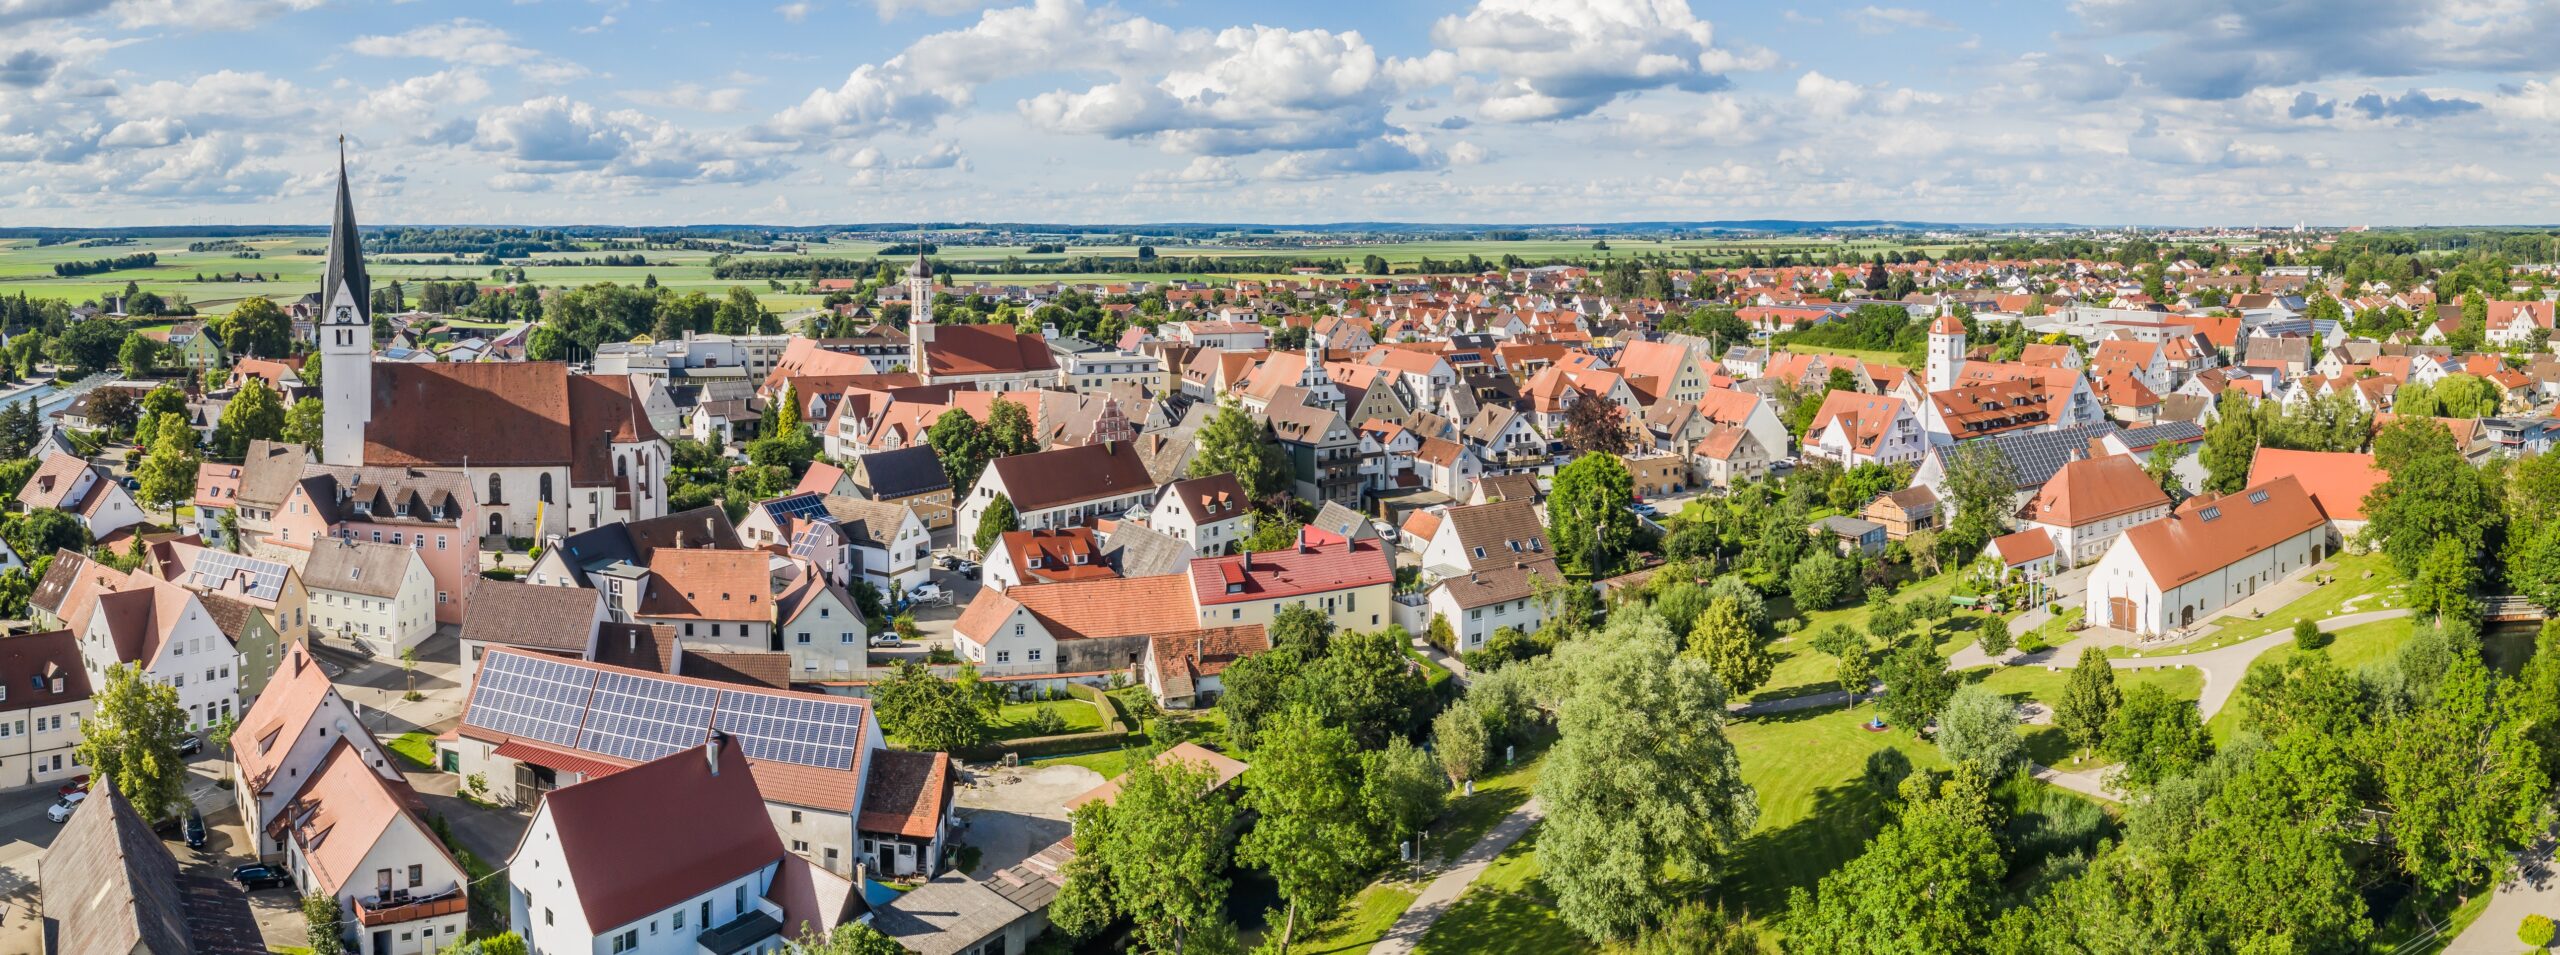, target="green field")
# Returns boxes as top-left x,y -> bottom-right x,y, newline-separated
0,231 -> 1959,316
